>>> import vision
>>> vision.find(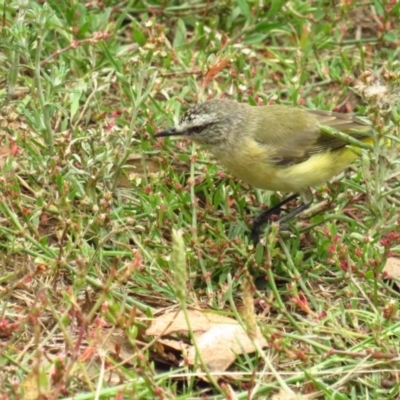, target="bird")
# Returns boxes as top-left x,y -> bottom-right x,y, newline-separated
155,98 -> 372,244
